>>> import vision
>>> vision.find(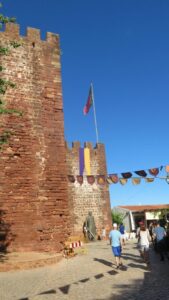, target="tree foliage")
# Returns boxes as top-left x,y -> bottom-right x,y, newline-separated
111,211 -> 124,225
